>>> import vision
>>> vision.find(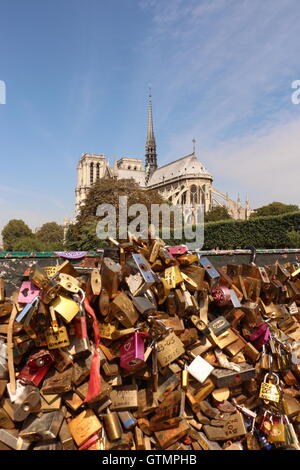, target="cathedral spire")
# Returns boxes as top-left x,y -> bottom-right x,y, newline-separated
145,91 -> 157,184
